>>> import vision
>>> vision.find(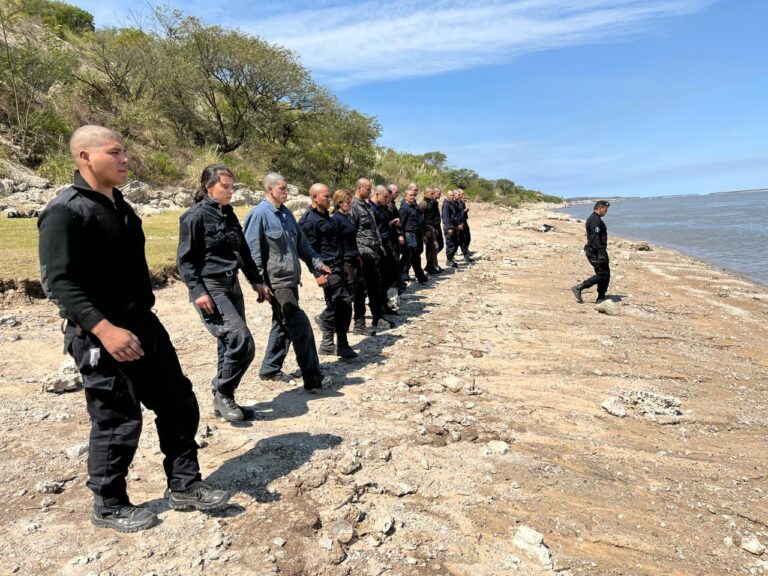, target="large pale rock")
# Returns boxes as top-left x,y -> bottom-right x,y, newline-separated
0,160 -> 50,189
120,180 -> 150,203
512,525 -> 553,569
601,396 -> 627,417
0,178 -> 14,196
284,195 -> 311,213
